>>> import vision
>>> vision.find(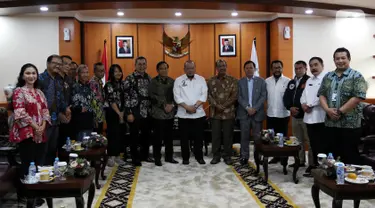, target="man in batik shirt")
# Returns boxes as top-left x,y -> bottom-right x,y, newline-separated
89,62 -> 105,134
207,59 -> 238,165
318,47 -> 367,164
39,55 -> 69,165
124,56 -> 153,166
